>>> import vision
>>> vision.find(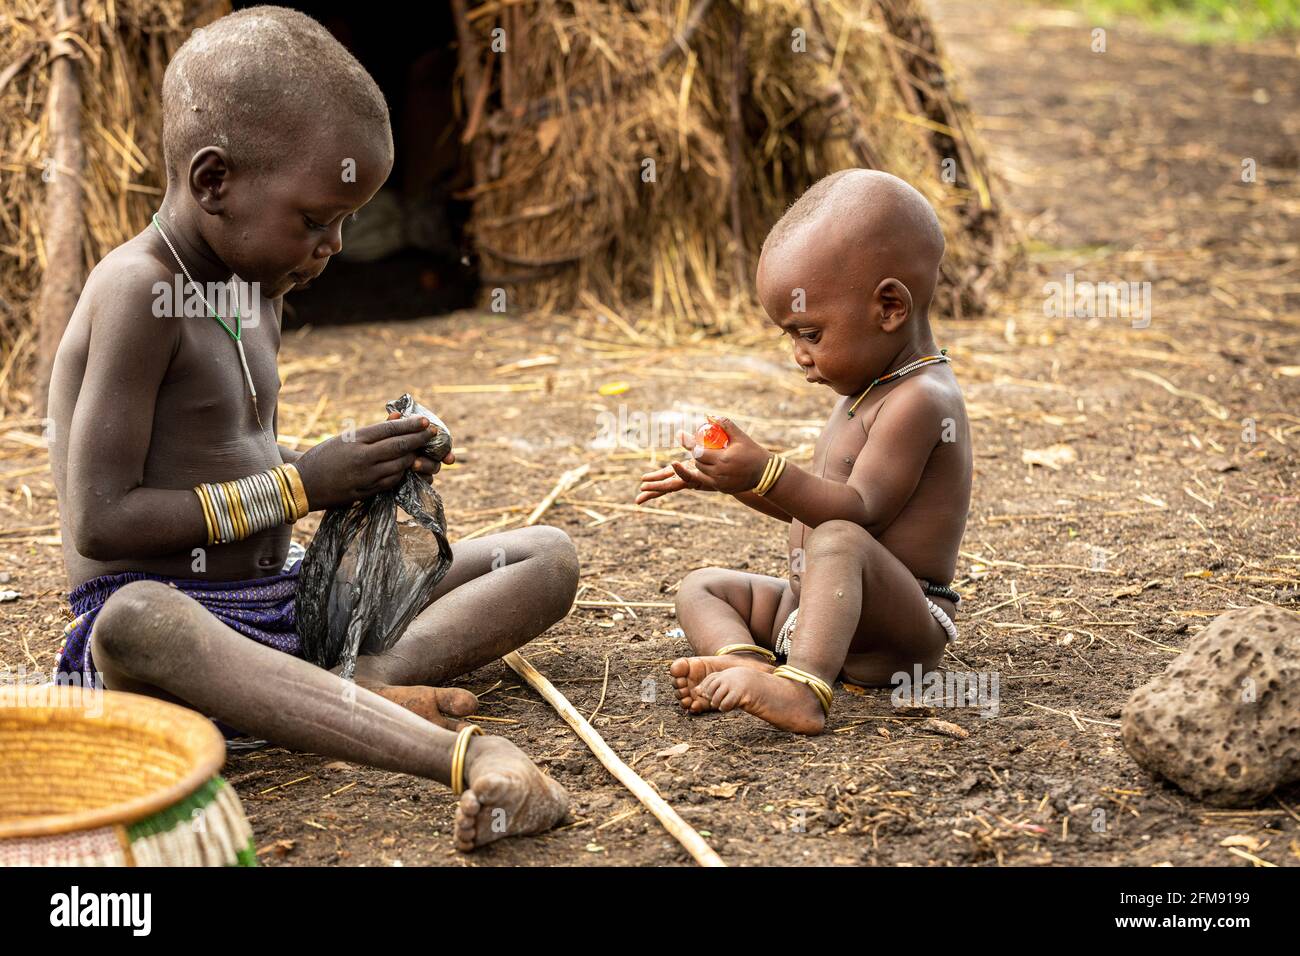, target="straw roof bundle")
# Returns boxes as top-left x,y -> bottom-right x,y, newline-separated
459,0 -> 1009,337
0,0 -> 221,408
